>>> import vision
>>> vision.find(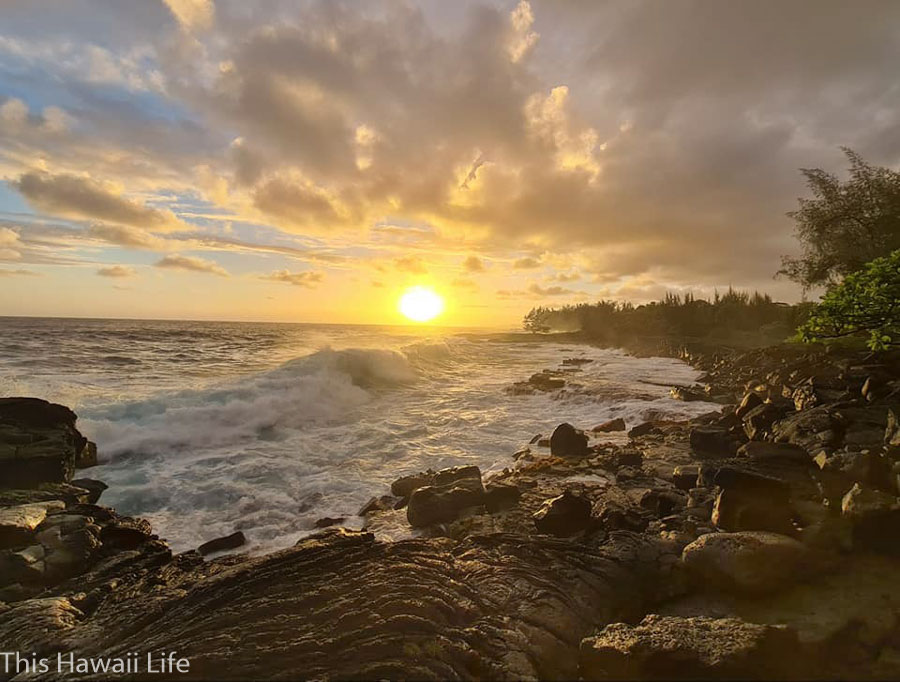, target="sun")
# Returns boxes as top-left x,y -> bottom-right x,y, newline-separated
398,286 -> 444,322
